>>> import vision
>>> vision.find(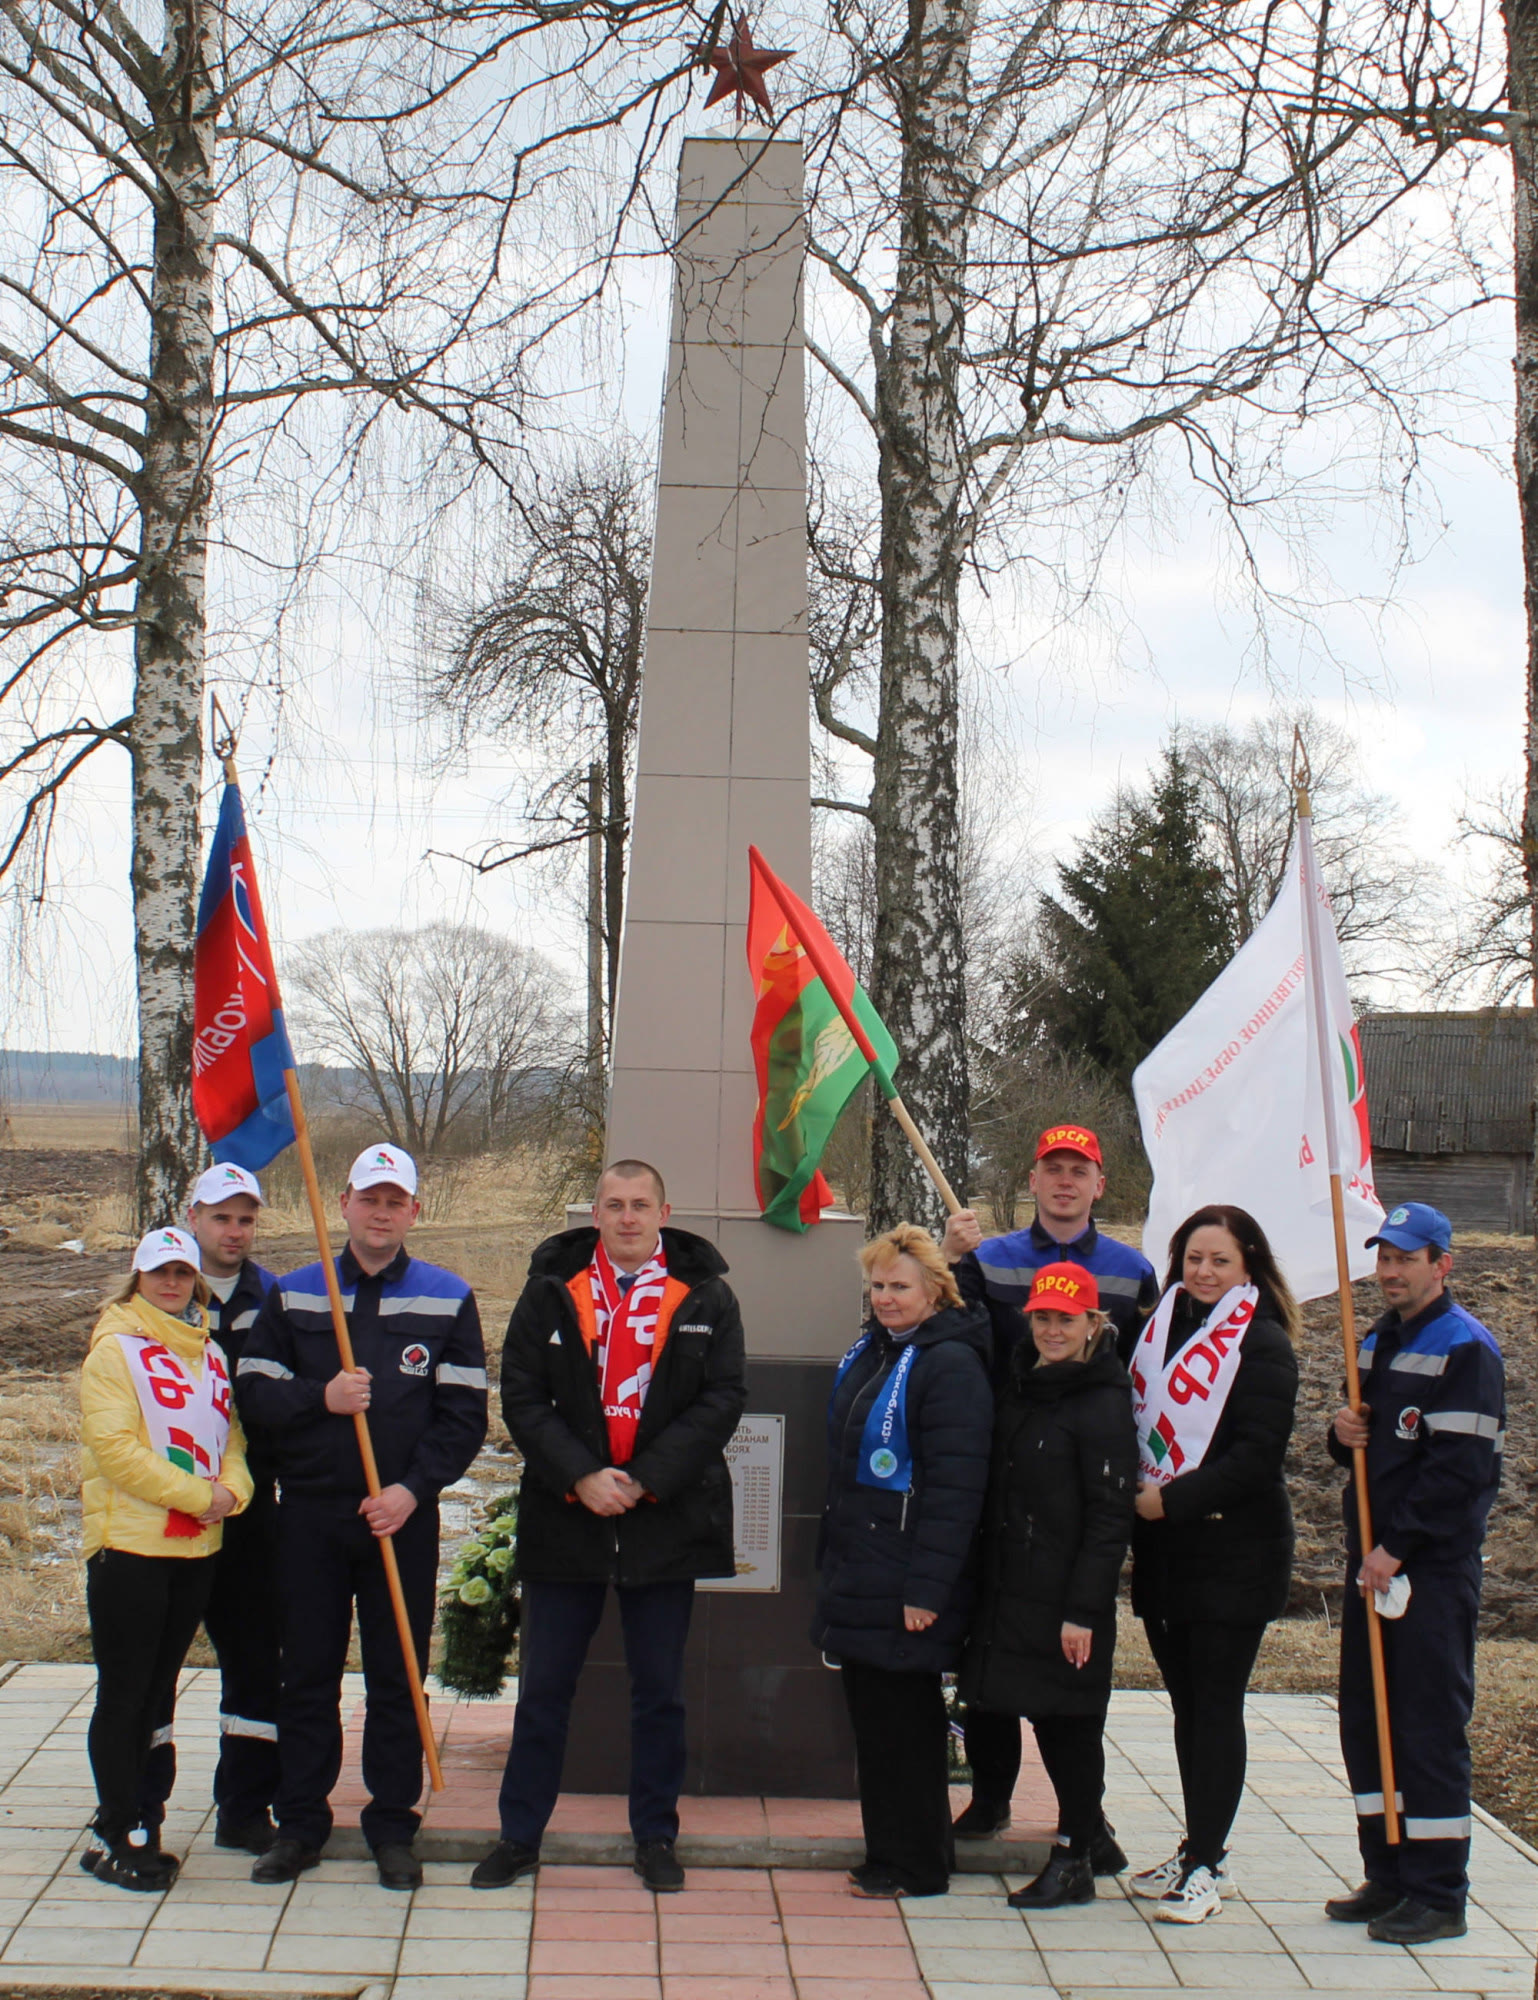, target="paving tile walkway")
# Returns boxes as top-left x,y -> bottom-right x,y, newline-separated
0,1664 -> 1530,1997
